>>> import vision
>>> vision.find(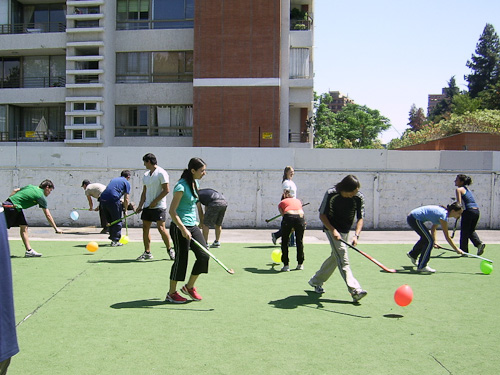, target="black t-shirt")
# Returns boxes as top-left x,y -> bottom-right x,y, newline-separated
198,188 -> 227,207
318,188 -> 365,233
